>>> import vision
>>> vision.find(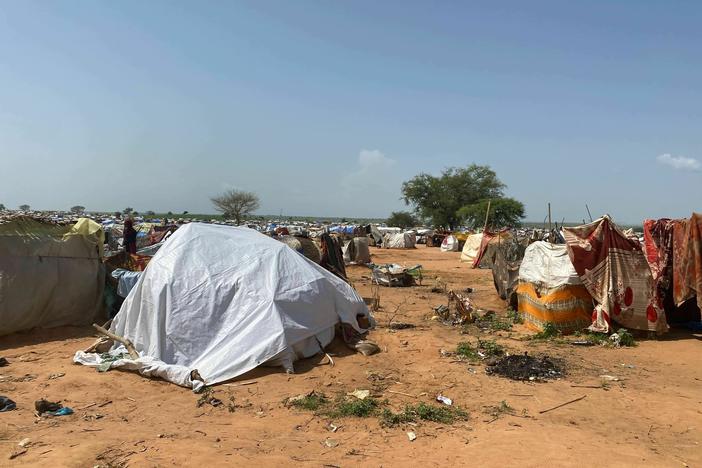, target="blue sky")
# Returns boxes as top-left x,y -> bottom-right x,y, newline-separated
1,1 -> 700,223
